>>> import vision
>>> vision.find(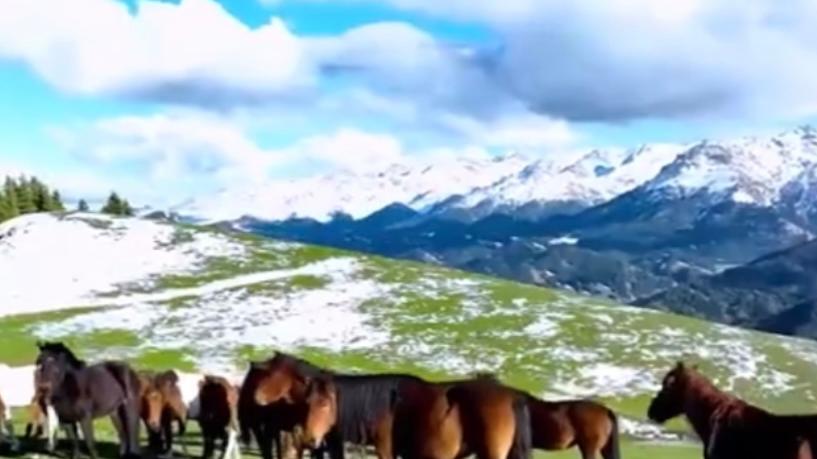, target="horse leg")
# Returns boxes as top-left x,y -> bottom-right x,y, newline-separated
110,411 -> 127,458
79,417 -> 99,459
254,425 -> 273,459
177,416 -> 190,457
202,429 -> 216,459
578,443 -> 599,459
65,423 -> 81,459
125,402 -> 142,459
46,404 -> 60,453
